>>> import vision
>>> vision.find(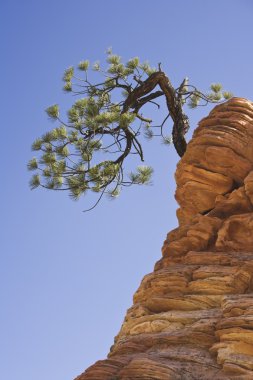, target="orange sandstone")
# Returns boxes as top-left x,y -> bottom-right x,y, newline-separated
76,98 -> 253,380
